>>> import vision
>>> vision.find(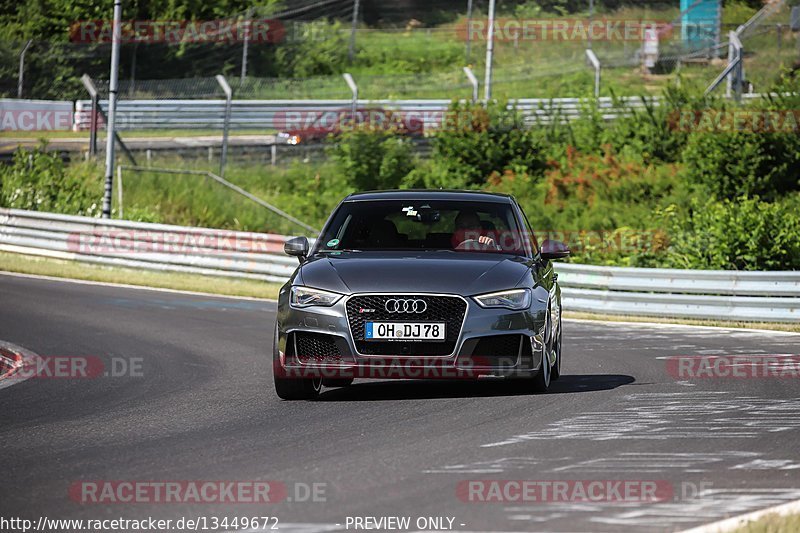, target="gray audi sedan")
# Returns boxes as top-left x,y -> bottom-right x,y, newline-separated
273,190 -> 569,400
